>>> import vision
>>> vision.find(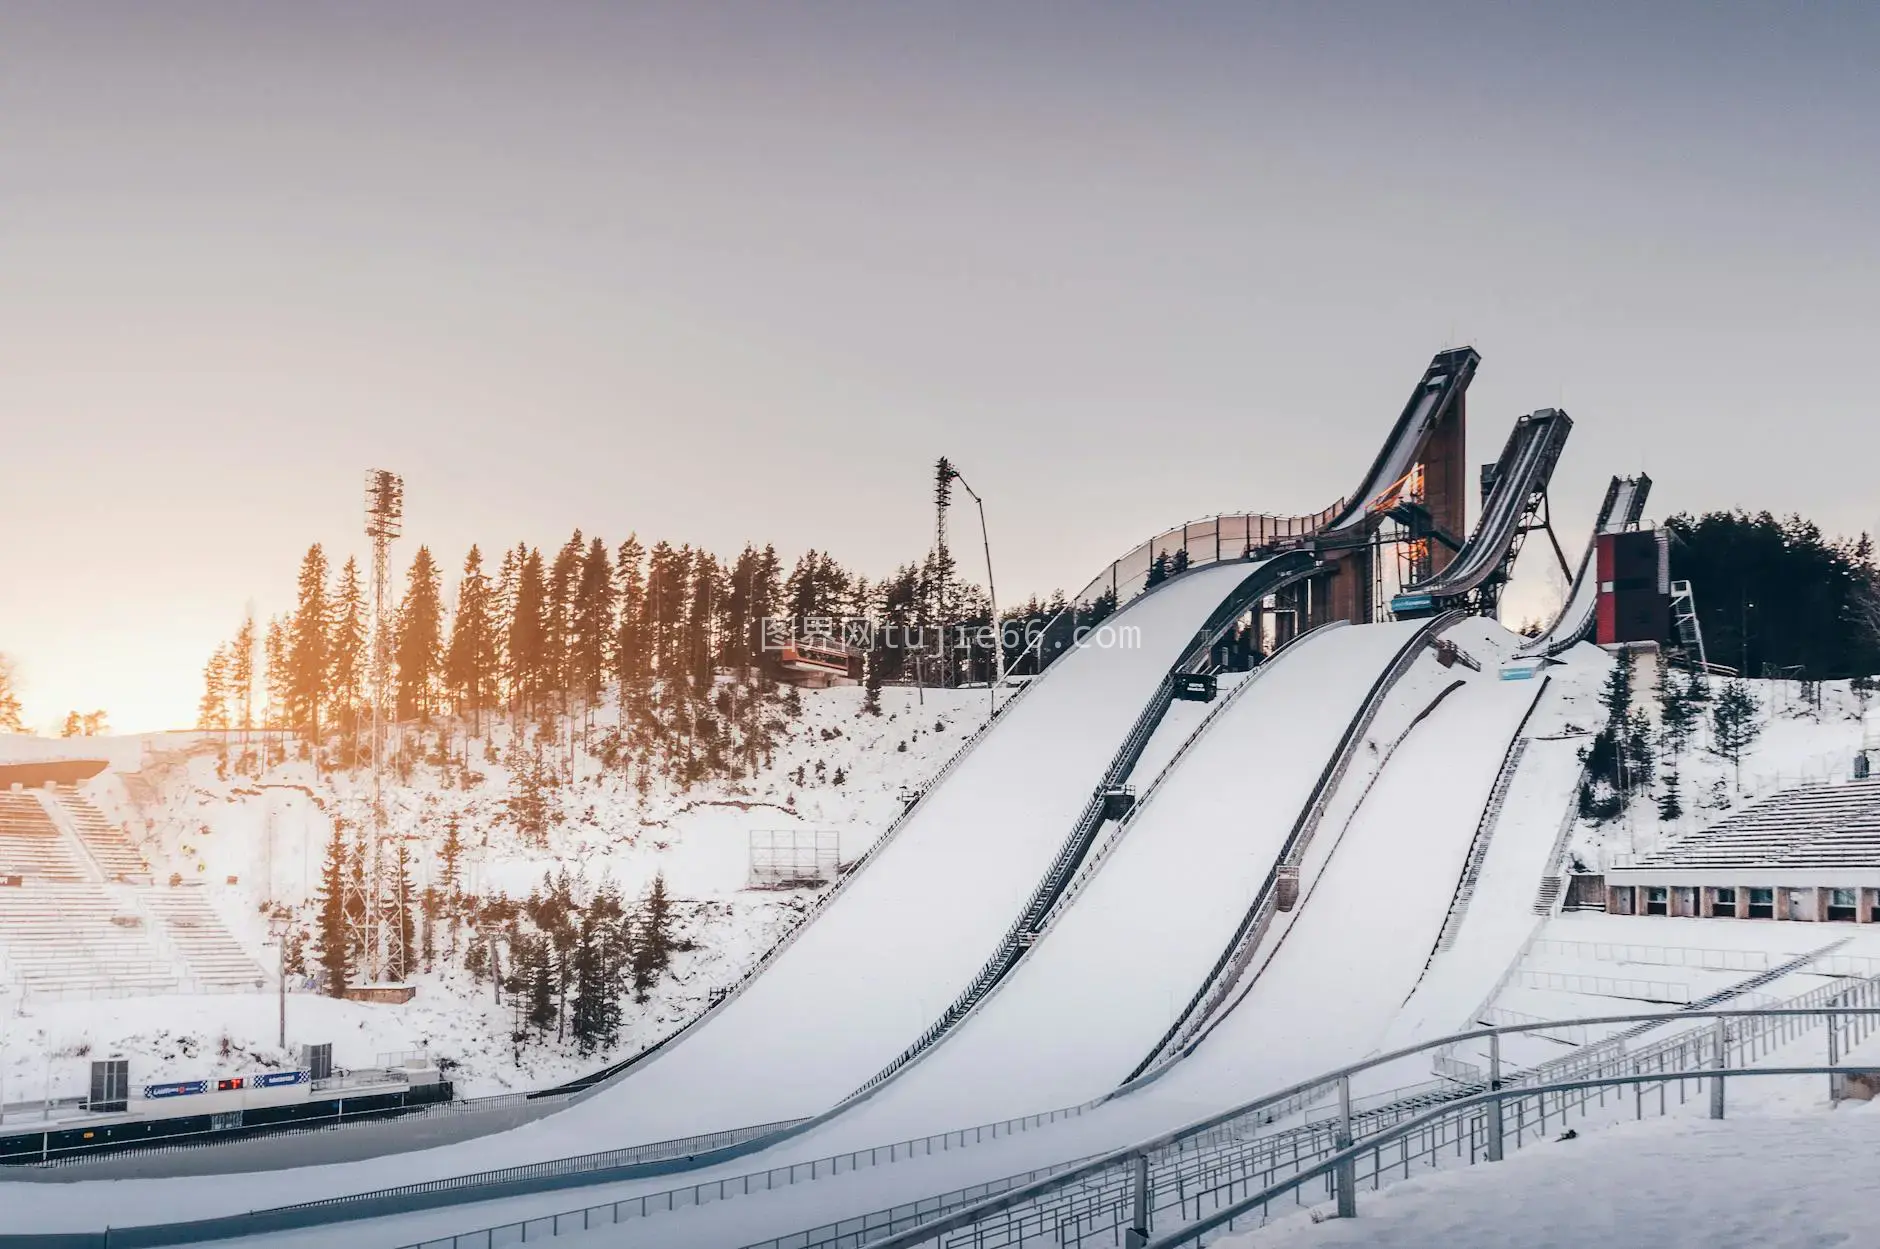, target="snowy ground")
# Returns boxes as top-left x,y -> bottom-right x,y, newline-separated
1571,672 -> 1876,871
0,685 -> 985,1103
1218,1104 -> 1880,1248
3,642 -> 1877,1246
